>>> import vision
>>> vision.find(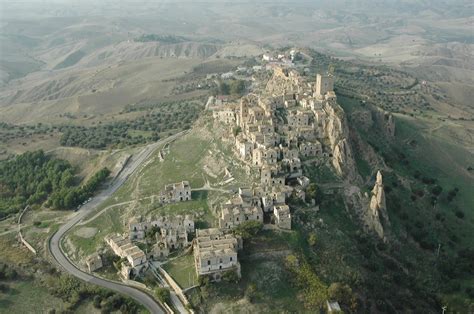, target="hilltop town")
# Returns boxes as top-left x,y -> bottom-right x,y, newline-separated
66,56 -> 400,313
